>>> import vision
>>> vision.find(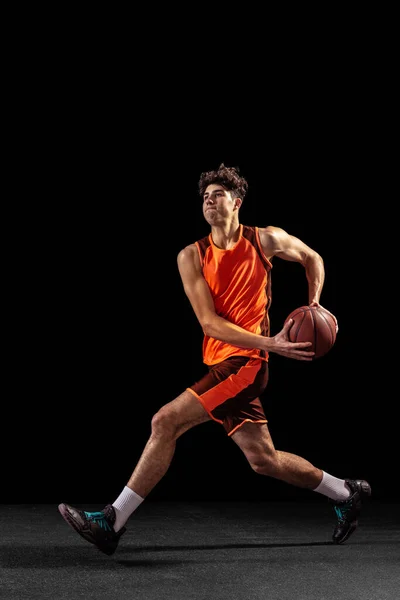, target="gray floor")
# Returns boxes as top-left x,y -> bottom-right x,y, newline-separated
1,500 -> 399,600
